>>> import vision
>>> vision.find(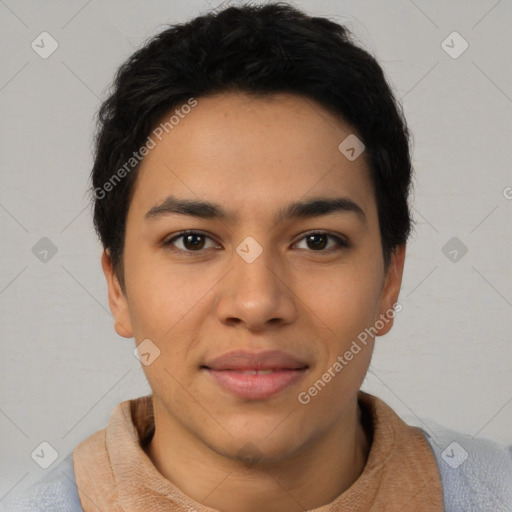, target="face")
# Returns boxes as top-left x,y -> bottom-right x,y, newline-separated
103,91 -> 405,463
